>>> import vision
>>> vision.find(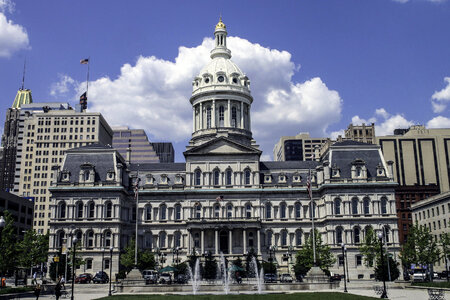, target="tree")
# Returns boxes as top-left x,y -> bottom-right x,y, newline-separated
0,211 -> 18,277
441,233 -> 450,274
400,223 -> 441,277
17,230 -> 49,275
375,254 -> 400,281
187,250 -> 200,271
262,261 -> 277,274
293,229 -> 336,277
359,227 -> 380,267
120,238 -> 137,273
138,250 -> 156,271
202,251 -> 217,280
